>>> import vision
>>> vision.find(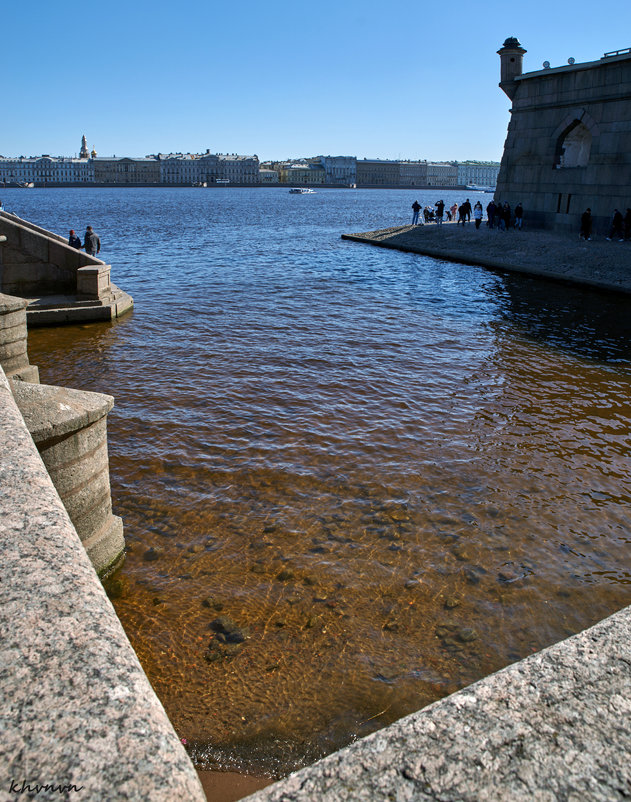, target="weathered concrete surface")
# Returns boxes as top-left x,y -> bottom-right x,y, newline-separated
246,603 -> 631,801
342,222 -> 631,295
25,284 -> 134,327
0,365 -> 205,801
10,380 -> 125,577
0,293 -> 39,382
0,211 -> 133,326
